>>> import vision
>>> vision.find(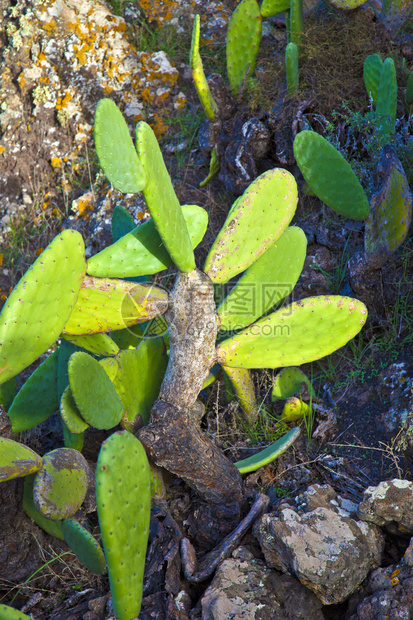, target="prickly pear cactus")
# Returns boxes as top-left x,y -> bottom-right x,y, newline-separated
0,604 -> 33,619
272,367 -> 315,400
0,438 -> 43,482
235,427 -> 301,472
289,0 -> 303,46
364,54 -> 383,106
61,518 -> 106,575
326,0 -> 367,8
204,169 -> 297,283
217,296 -> 368,368
293,130 -> 370,220
286,42 -> 299,95
376,57 -> 397,143
111,205 -> 136,242
226,0 -> 262,97
260,0 -> 290,16
23,473 -> 64,539
281,396 -> 310,421
365,146 -> 413,266
60,385 -> 89,434
0,230 -> 86,385
62,333 -> 120,357
96,431 -> 151,620
33,448 -> 90,520
94,98 -> 146,193
222,366 -> 258,423
190,15 -> 219,121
